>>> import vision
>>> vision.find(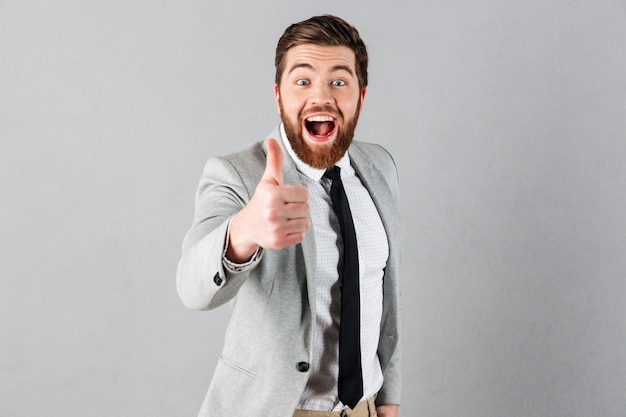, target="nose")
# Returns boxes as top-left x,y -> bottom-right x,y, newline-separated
308,82 -> 333,107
